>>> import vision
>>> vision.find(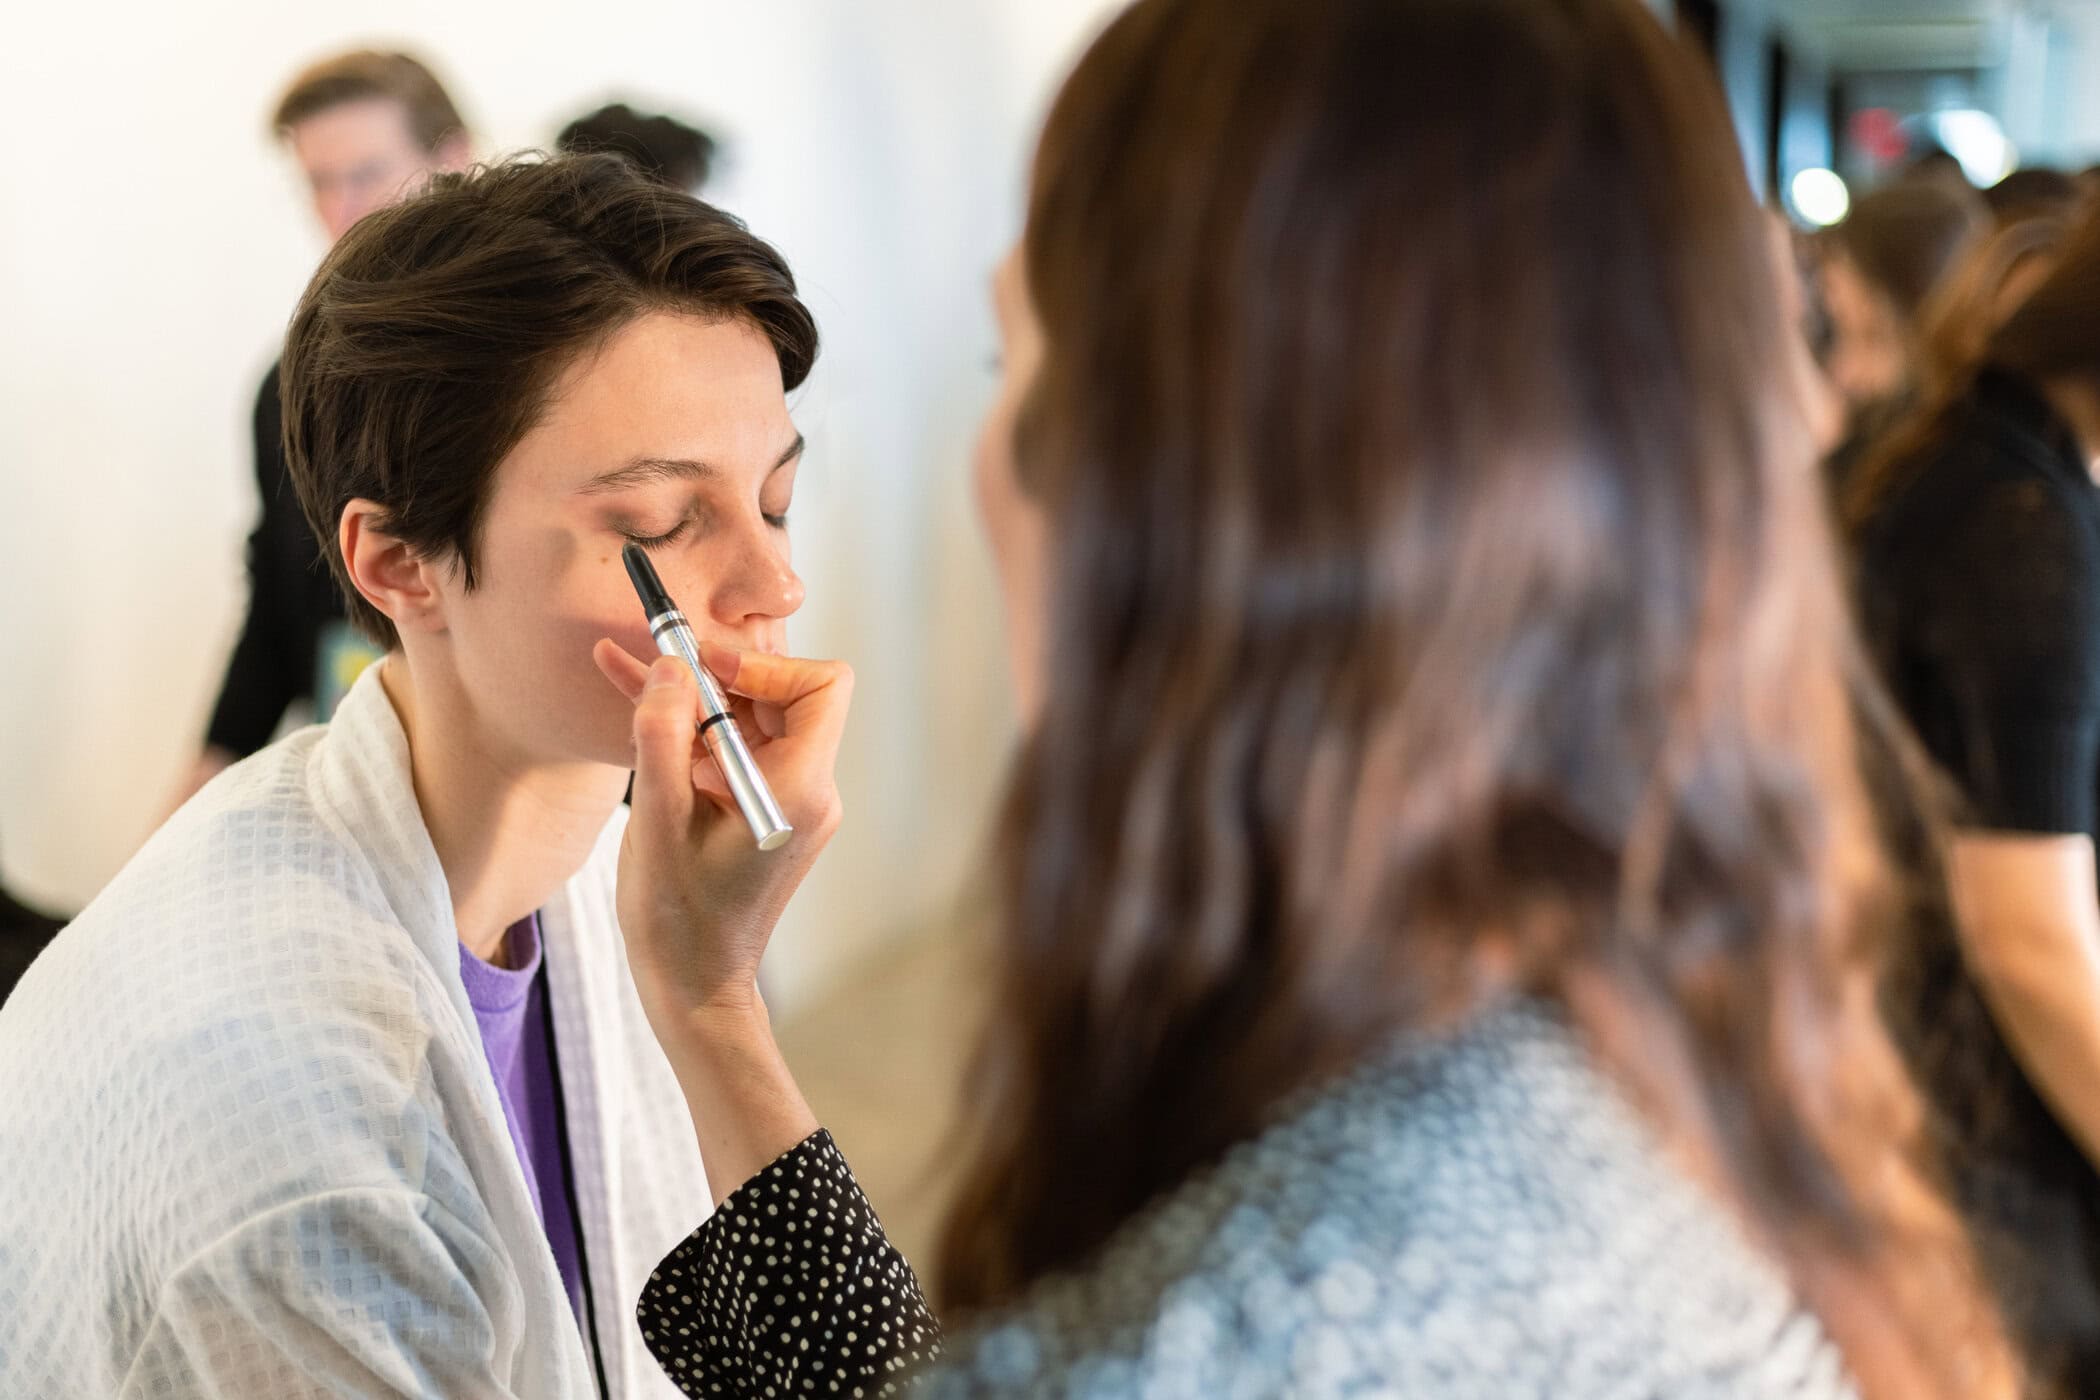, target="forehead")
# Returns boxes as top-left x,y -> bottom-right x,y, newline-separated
288,98 -> 422,169
510,312 -> 792,487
